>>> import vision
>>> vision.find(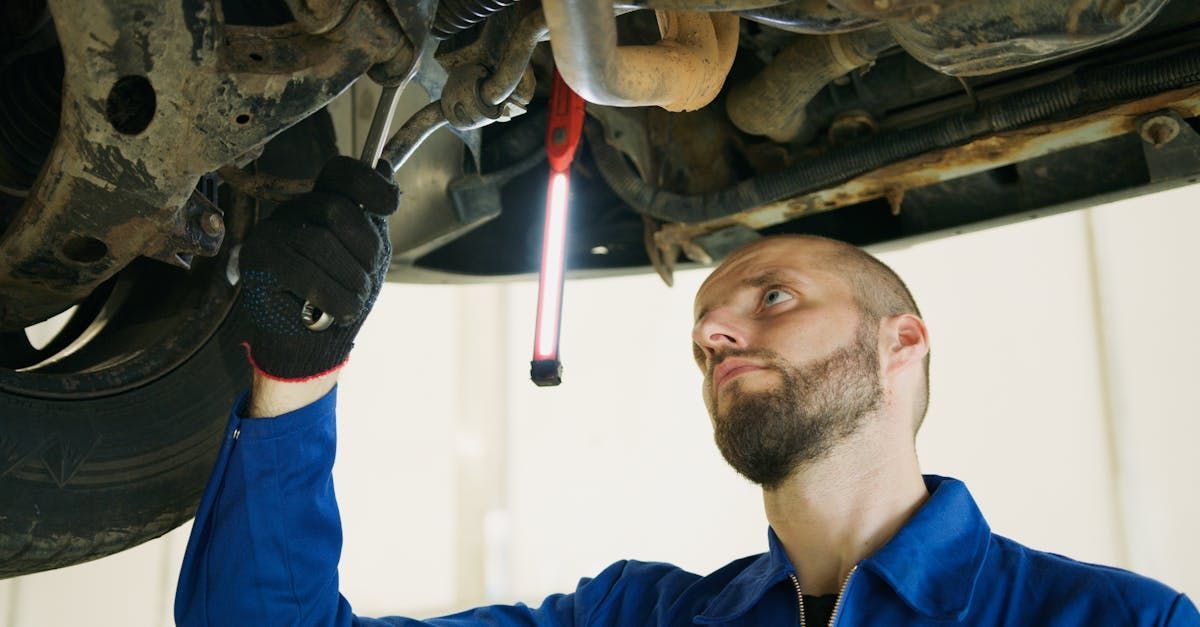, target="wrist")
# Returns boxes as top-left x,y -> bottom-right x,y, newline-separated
239,335 -> 355,384
246,369 -> 340,418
